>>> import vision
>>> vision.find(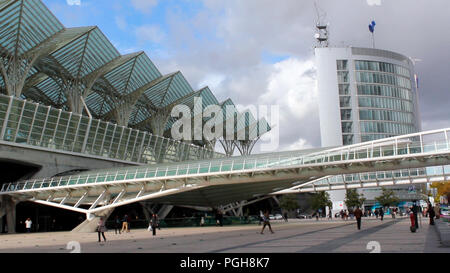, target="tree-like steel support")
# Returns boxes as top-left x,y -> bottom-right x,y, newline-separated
219,139 -> 236,157
235,138 -> 260,156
